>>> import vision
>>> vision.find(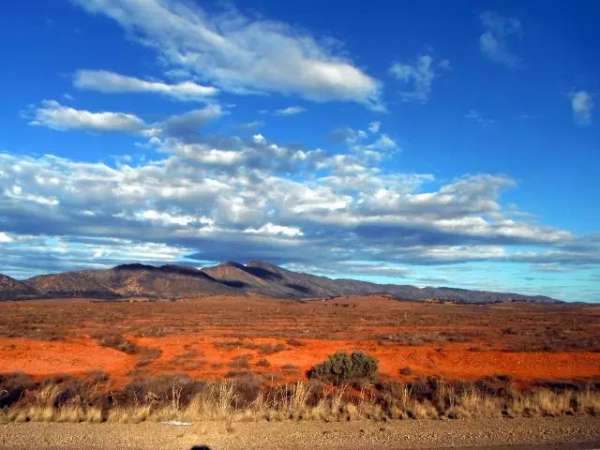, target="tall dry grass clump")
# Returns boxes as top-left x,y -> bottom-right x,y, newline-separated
1,367 -> 599,423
